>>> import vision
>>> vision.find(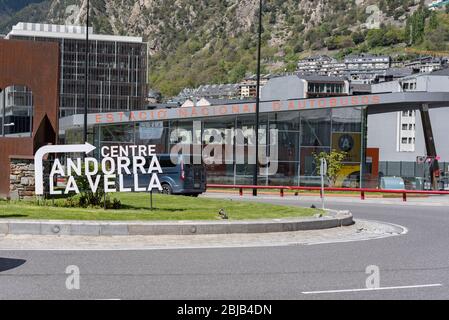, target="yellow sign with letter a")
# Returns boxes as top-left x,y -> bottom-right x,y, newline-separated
332,133 -> 361,163
331,133 -> 362,187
